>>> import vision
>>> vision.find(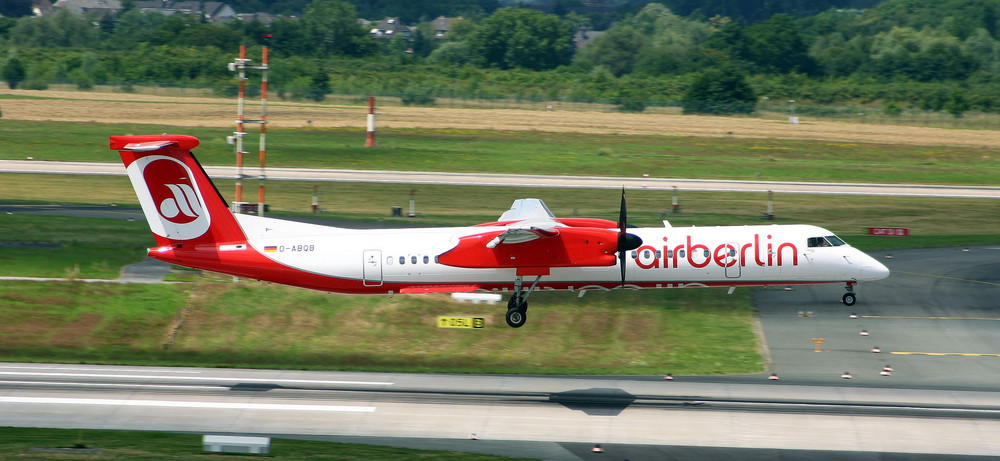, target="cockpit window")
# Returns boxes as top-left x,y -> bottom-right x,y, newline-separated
807,237 -> 831,247
808,235 -> 847,247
